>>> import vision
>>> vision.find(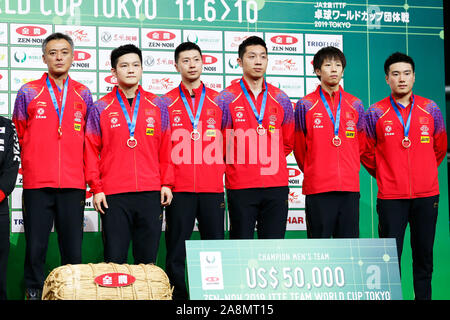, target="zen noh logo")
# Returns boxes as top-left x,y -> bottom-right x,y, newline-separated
271,35 -> 298,45
105,75 -> 118,84
94,273 -> 136,288
16,26 -> 47,37
288,168 -> 301,177
147,31 -> 176,41
202,55 -> 217,65
74,51 -> 91,61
